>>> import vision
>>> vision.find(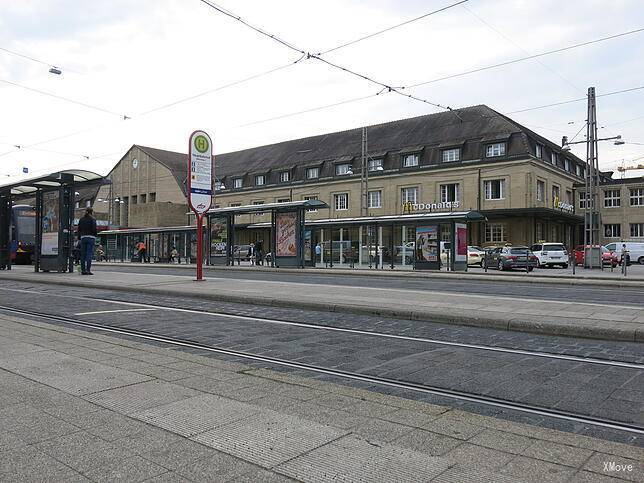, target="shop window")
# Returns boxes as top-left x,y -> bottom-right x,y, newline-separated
334,193 -> 348,211
604,189 -> 621,208
630,223 -> 644,238
368,190 -> 382,208
630,188 -> 644,206
233,178 -> 243,189
442,148 -> 460,163
485,143 -> 505,157
306,167 -> 319,179
440,183 -> 459,203
402,154 -> 419,167
536,180 -> 545,202
255,174 -> 265,186
484,179 -> 505,200
336,164 -> 352,176
401,187 -> 418,204
368,158 -> 383,171
604,224 -> 621,238
485,223 -> 506,243
536,222 -> 544,241
279,171 -> 290,183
